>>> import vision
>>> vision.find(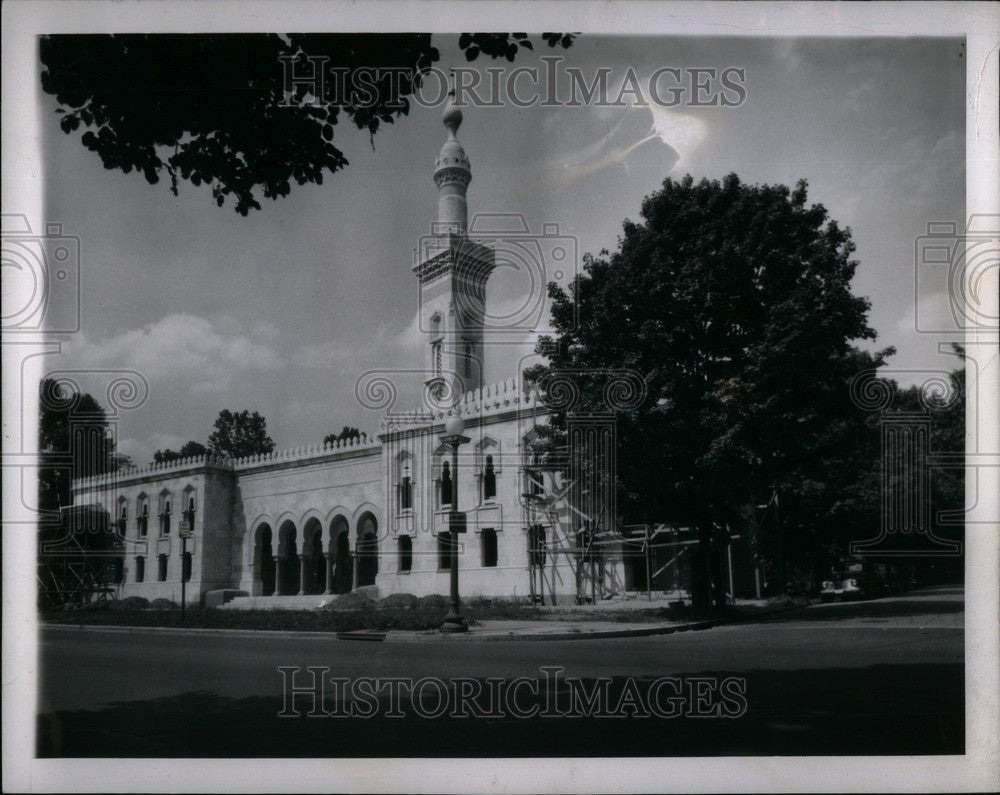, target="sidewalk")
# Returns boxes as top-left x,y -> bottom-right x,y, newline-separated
44,601 -> 800,643
373,600 -> 800,642
375,615 -> 723,642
